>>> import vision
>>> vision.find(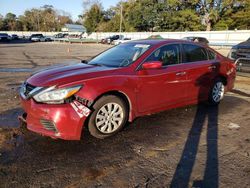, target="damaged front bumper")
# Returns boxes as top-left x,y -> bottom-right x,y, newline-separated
19,97 -> 91,140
